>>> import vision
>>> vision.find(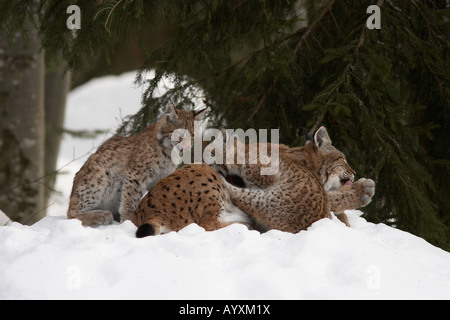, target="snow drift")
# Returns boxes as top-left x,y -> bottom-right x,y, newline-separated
1,210 -> 449,299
